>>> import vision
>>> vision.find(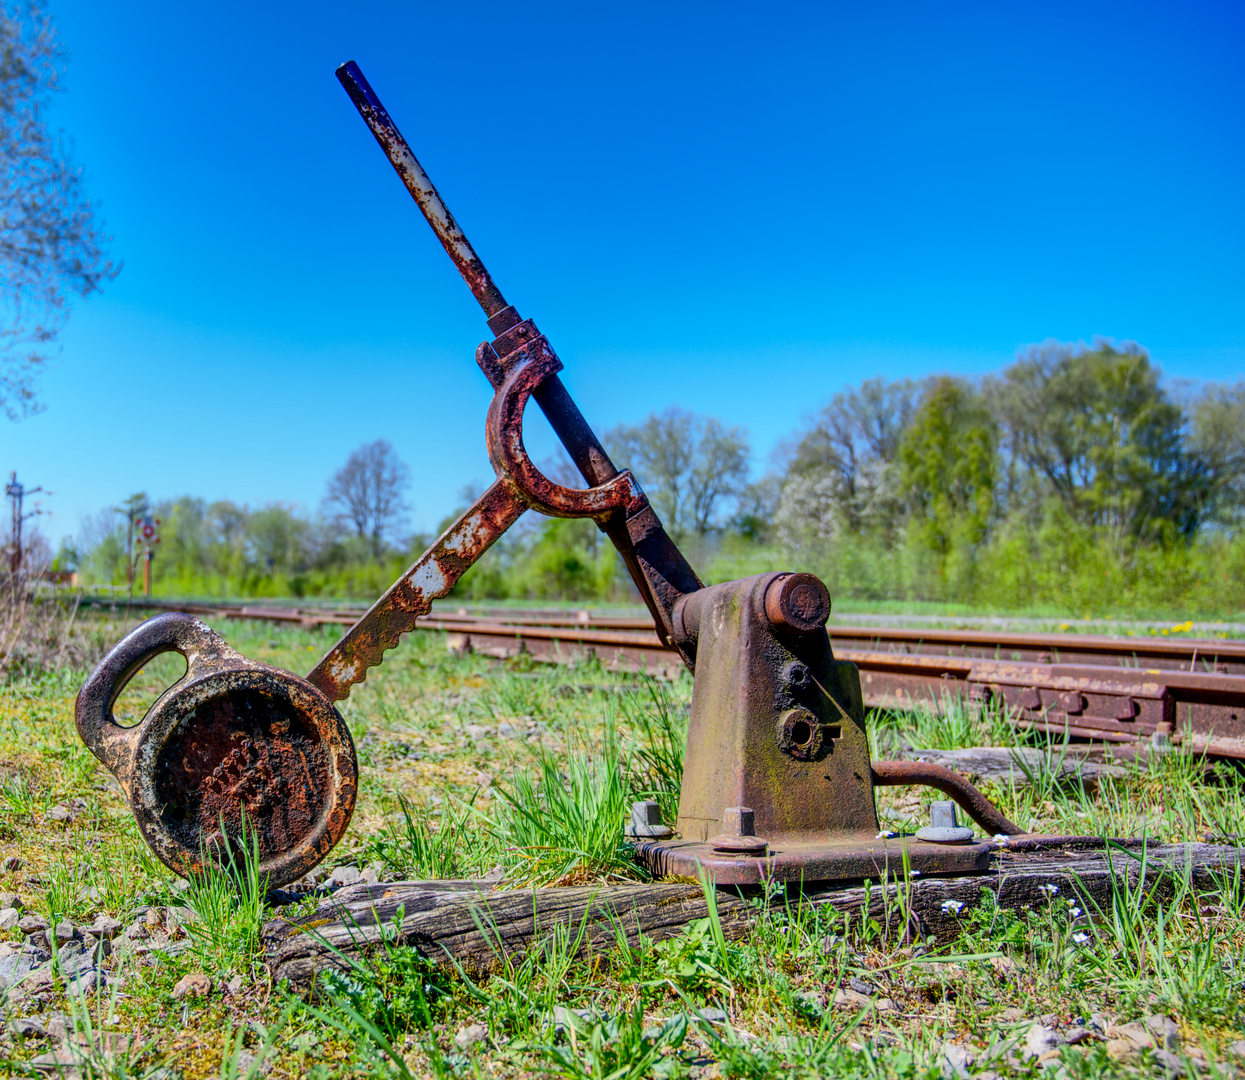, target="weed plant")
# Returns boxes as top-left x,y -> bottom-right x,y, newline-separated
183,816 -> 268,976
489,719 -> 640,886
